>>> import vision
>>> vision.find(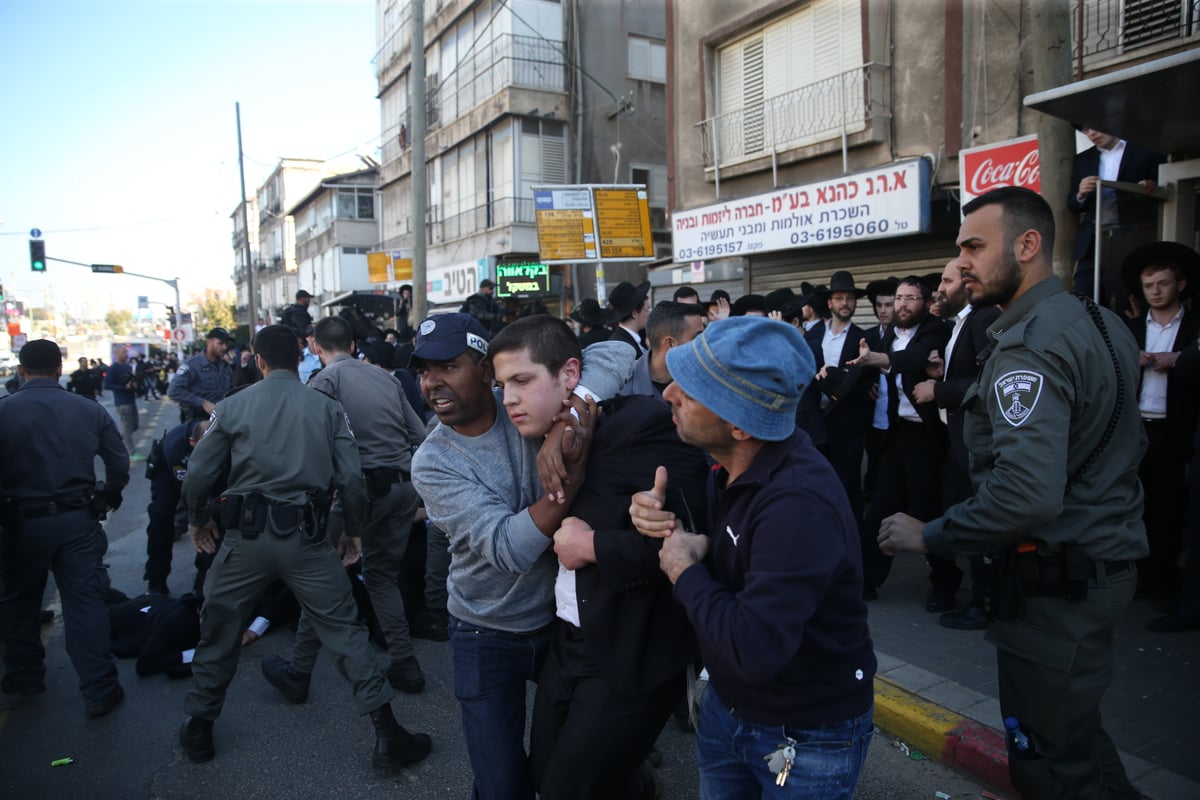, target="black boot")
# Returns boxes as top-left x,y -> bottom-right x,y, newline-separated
180,717 -> 215,763
369,703 -> 432,771
260,655 -> 310,704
